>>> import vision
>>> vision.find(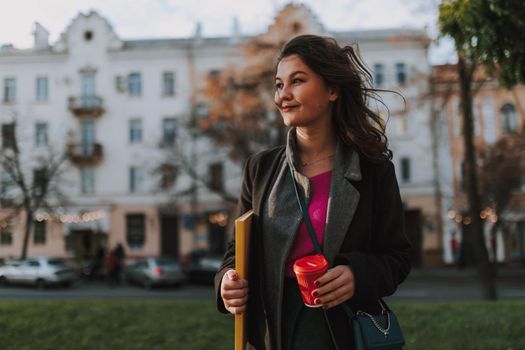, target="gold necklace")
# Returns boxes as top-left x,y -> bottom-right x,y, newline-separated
300,154 -> 335,167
